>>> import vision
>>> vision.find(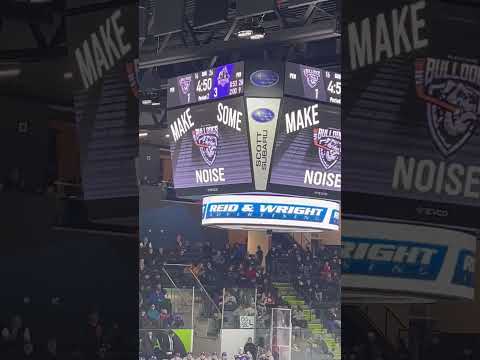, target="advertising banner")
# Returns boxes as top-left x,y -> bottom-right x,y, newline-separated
202,194 -> 340,232
342,219 -> 476,300
246,97 -> 281,191
139,329 -> 193,357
